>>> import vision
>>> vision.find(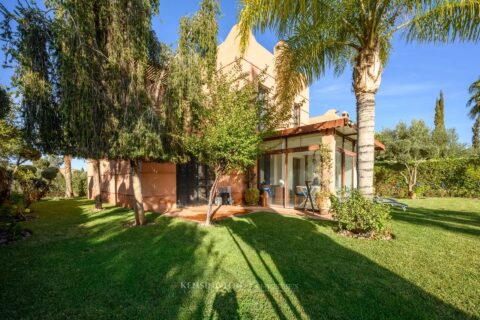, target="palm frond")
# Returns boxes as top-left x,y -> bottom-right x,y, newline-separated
238,0 -> 333,52
467,77 -> 480,119
404,0 -> 480,43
